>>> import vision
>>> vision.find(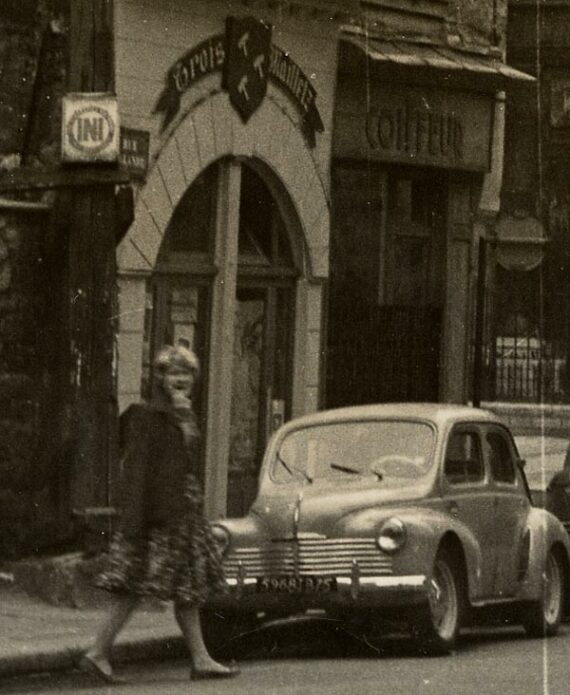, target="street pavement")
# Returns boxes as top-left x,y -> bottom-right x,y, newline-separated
0,435 -> 568,684
2,623 -> 570,695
